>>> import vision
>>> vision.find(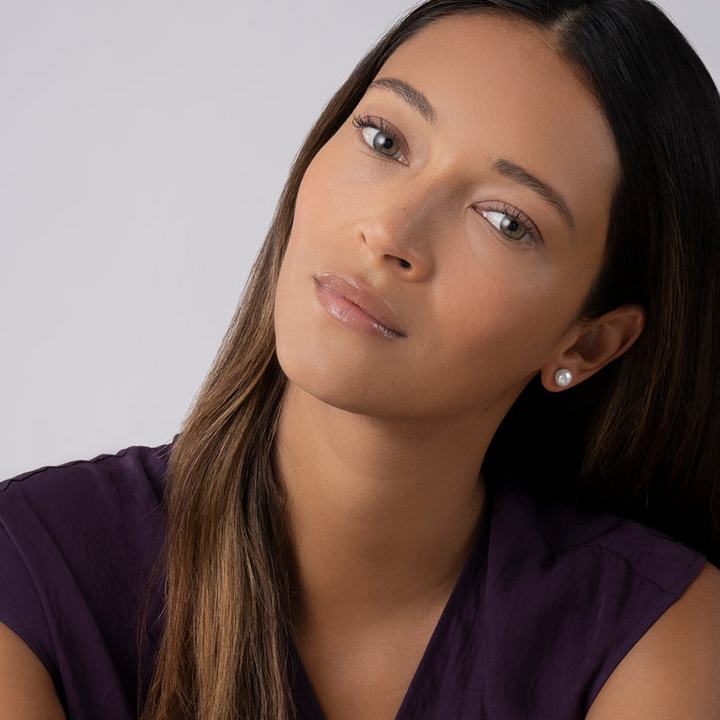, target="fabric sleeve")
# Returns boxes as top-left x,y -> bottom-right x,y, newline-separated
583,524 -> 706,709
0,520 -> 63,698
483,479 -> 707,720
0,443 -> 169,720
